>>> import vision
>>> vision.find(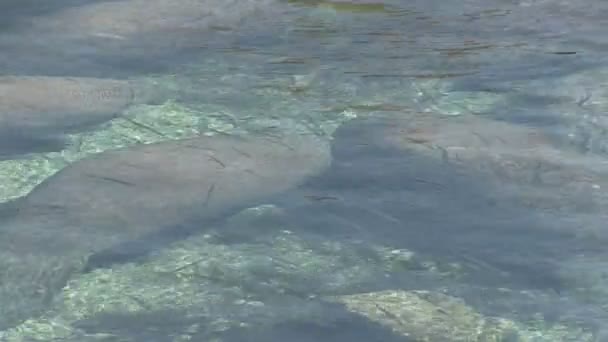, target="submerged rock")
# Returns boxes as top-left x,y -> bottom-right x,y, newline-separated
0,131 -> 330,330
